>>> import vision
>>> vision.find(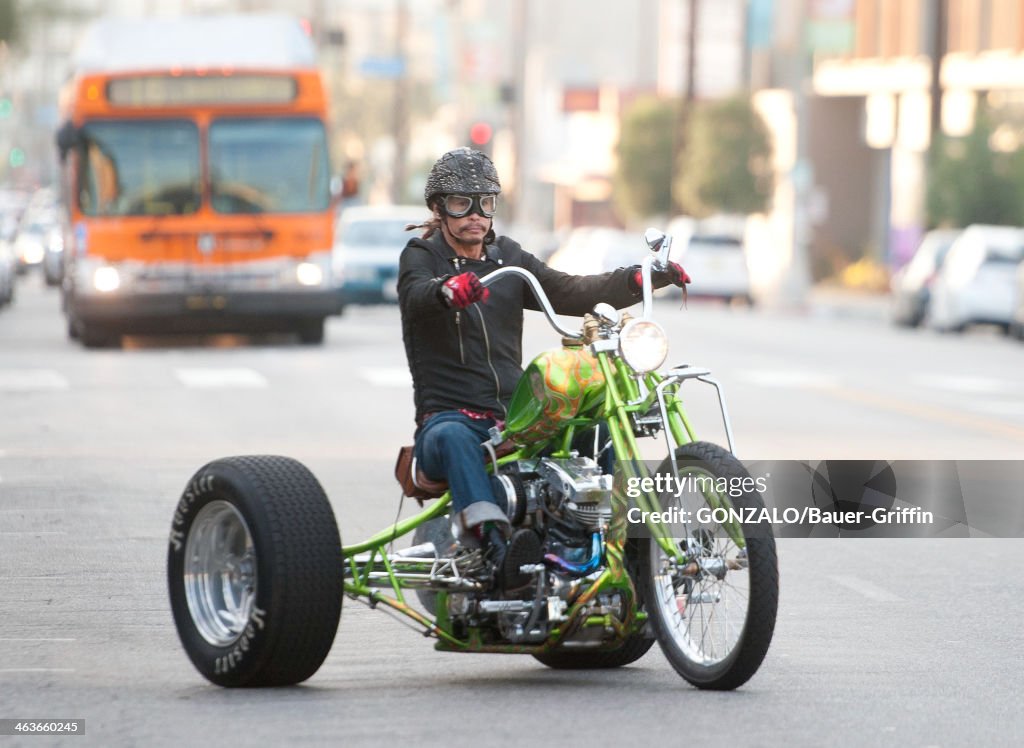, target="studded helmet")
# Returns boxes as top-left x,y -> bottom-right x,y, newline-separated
423,147 -> 501,209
